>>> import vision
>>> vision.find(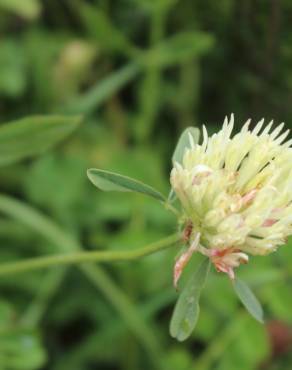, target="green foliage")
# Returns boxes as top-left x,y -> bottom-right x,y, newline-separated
0,329 -> 46,369
79,3 -> 135,55
0,301 -> 46,370
168,126 -> 200,202
64,63 -> 140,114
87,168 -> 166,202
0,40 -> 27,97
172,126 -> 200,164
170,258 -> 210,341
233,278 -> 264,323
0,1 -> 291,369
0,115 -> 82,166
142,32 -> 214,68
0,0 -> 41,19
